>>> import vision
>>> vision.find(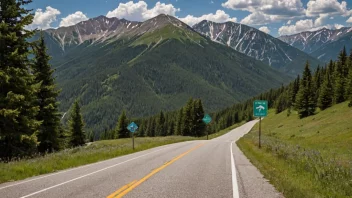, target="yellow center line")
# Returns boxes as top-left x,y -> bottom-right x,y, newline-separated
107,180 -> 137,198
107,143 -> 204,198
